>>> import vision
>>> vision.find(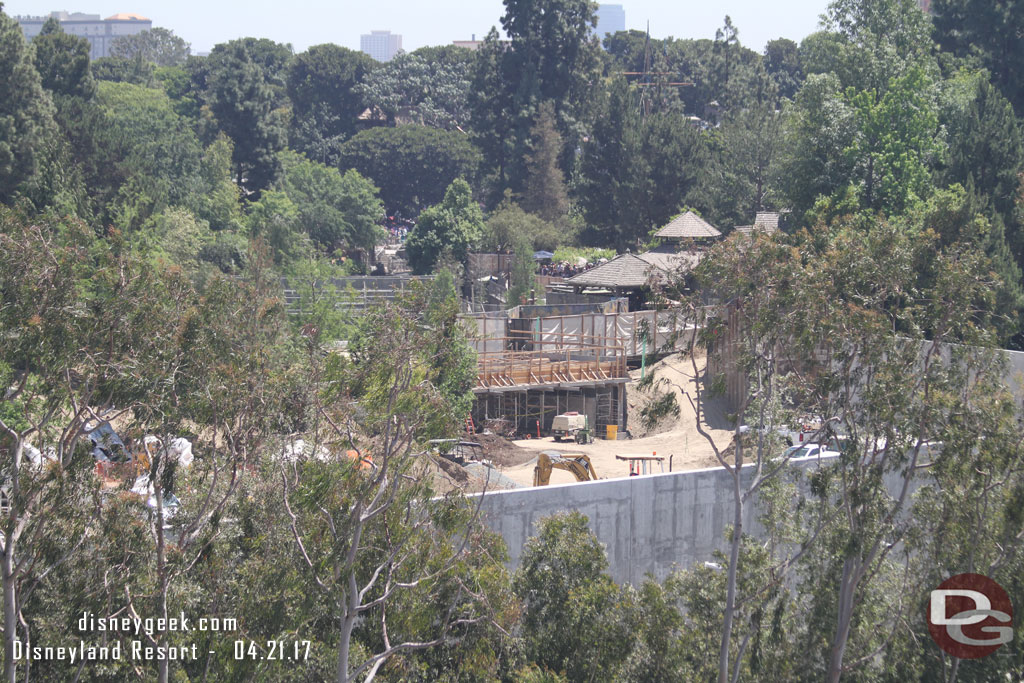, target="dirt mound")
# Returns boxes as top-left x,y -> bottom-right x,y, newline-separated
470,432 -> 535,468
